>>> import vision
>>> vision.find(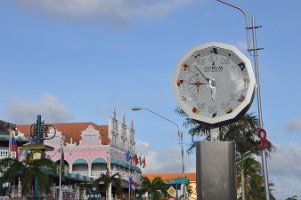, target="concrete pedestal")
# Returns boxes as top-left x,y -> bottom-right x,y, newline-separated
196,141 -> 237,200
